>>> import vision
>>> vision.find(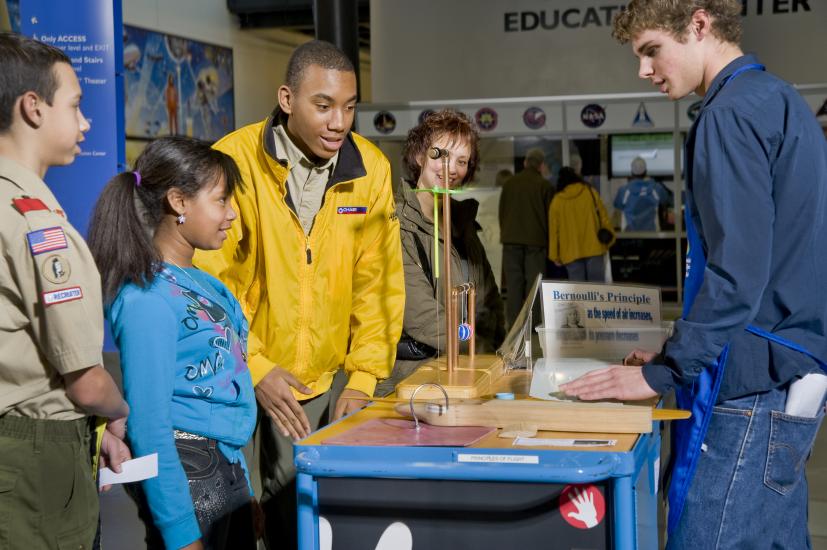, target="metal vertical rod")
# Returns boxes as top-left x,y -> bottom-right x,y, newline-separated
441,156 -> 455,372
450,288 -> 459,369
468,285 -> 476,367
